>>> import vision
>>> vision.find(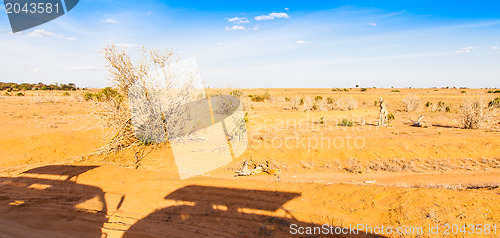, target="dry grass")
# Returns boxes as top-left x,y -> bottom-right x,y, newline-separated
287,95 -> 301,110
411,183 -> 499,190
402,93 -> 421,112
33,94 -> 58,104
342,158 -> 363,173
327,96 -> 358,111
368,159 -> 414,172
459,95 -> 497,129
303,96 -> 327,112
